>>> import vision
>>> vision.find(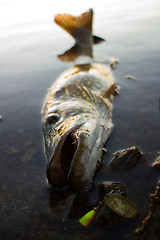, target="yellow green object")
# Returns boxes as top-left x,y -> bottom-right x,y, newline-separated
79,210 -> 96,227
